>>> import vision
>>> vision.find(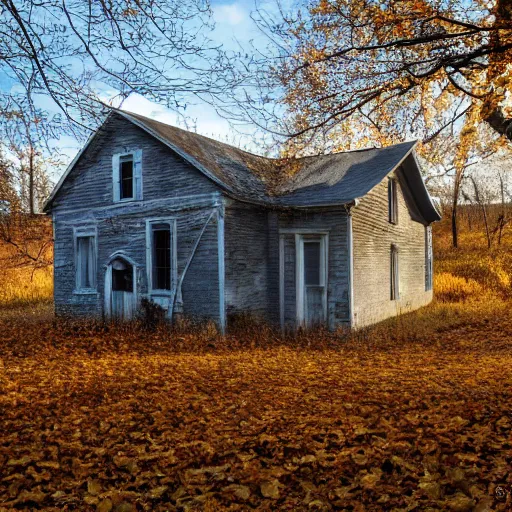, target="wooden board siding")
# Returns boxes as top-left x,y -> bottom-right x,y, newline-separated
51,114 -> 219,212
54,196 -> 222,321
224,203 -> 269,320
275,209 -> 350,330
351,167 -> 433,328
